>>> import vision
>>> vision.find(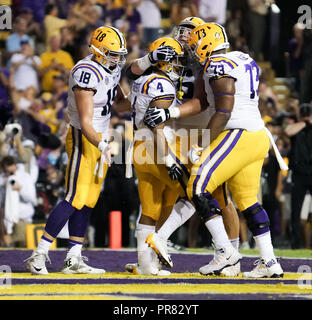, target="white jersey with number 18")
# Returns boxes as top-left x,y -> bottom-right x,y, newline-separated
67,55 -> 121,134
